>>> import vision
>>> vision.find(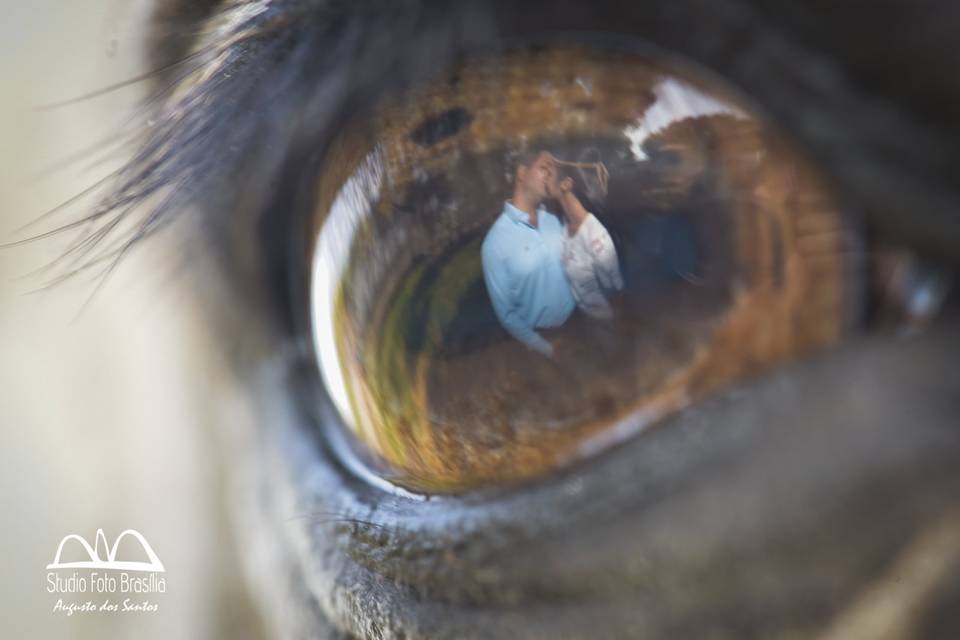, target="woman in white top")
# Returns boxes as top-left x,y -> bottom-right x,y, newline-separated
549,158 -> 624,319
